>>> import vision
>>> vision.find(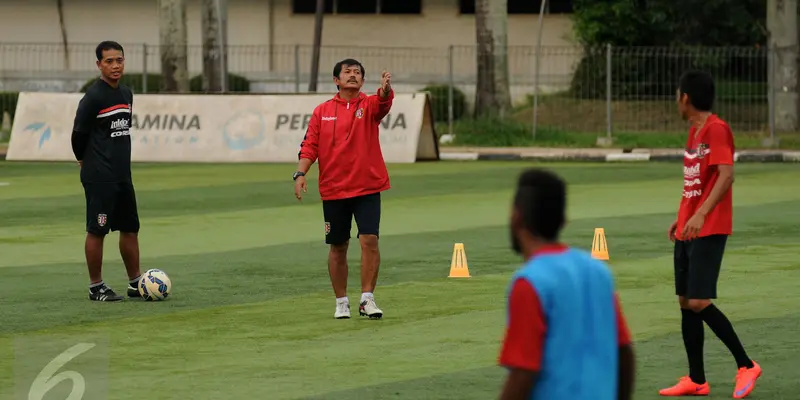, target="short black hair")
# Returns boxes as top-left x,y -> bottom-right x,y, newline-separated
678,70 -> 715,112
513,168 -> 566,241
95,41 -> 124,61
333,59 -> 365,79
